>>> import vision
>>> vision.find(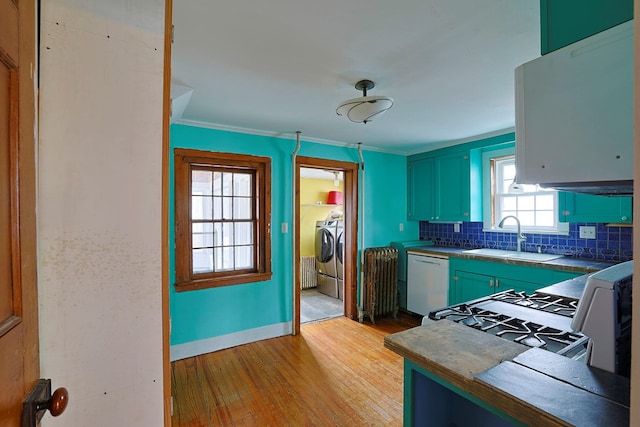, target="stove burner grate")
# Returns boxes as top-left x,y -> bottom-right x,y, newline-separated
429,302 -> 586,354
492,290 -> 579,317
